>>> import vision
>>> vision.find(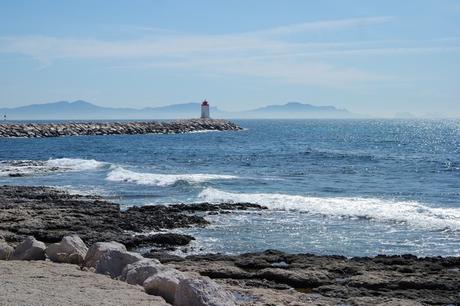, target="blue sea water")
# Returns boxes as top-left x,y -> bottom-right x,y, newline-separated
1,119 -> 459,257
